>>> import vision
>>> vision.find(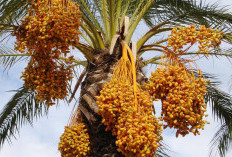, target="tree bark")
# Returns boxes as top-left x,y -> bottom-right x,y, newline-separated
78,48 -> 147,157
